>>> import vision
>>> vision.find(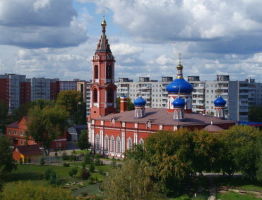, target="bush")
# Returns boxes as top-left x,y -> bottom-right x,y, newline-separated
63,163 -> 70,167
89,163 -> 95,172
84,153 -> 93,164
80,168 -> 90,180
44,168 -> 56,180
62,152 -> 69,160
69,167 -> 78,178
40,157 -> 45,165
